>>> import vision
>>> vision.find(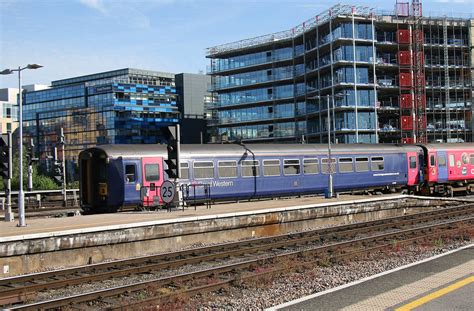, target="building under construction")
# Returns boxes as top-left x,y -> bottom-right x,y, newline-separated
206,2 -> 473,144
